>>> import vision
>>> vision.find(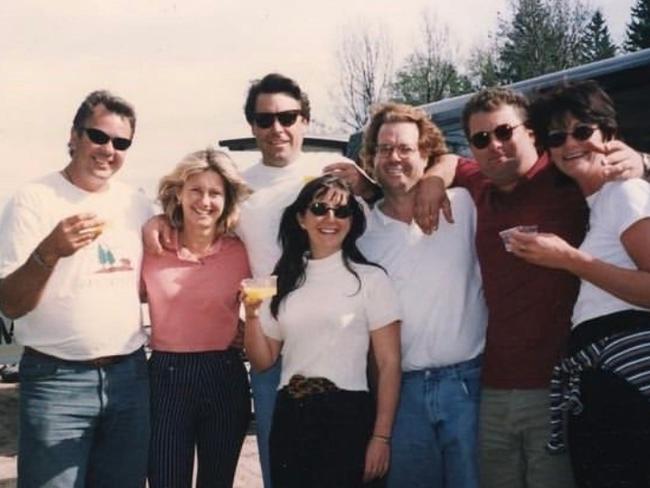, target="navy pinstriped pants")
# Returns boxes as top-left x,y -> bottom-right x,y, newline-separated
147,349 -> 251,488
